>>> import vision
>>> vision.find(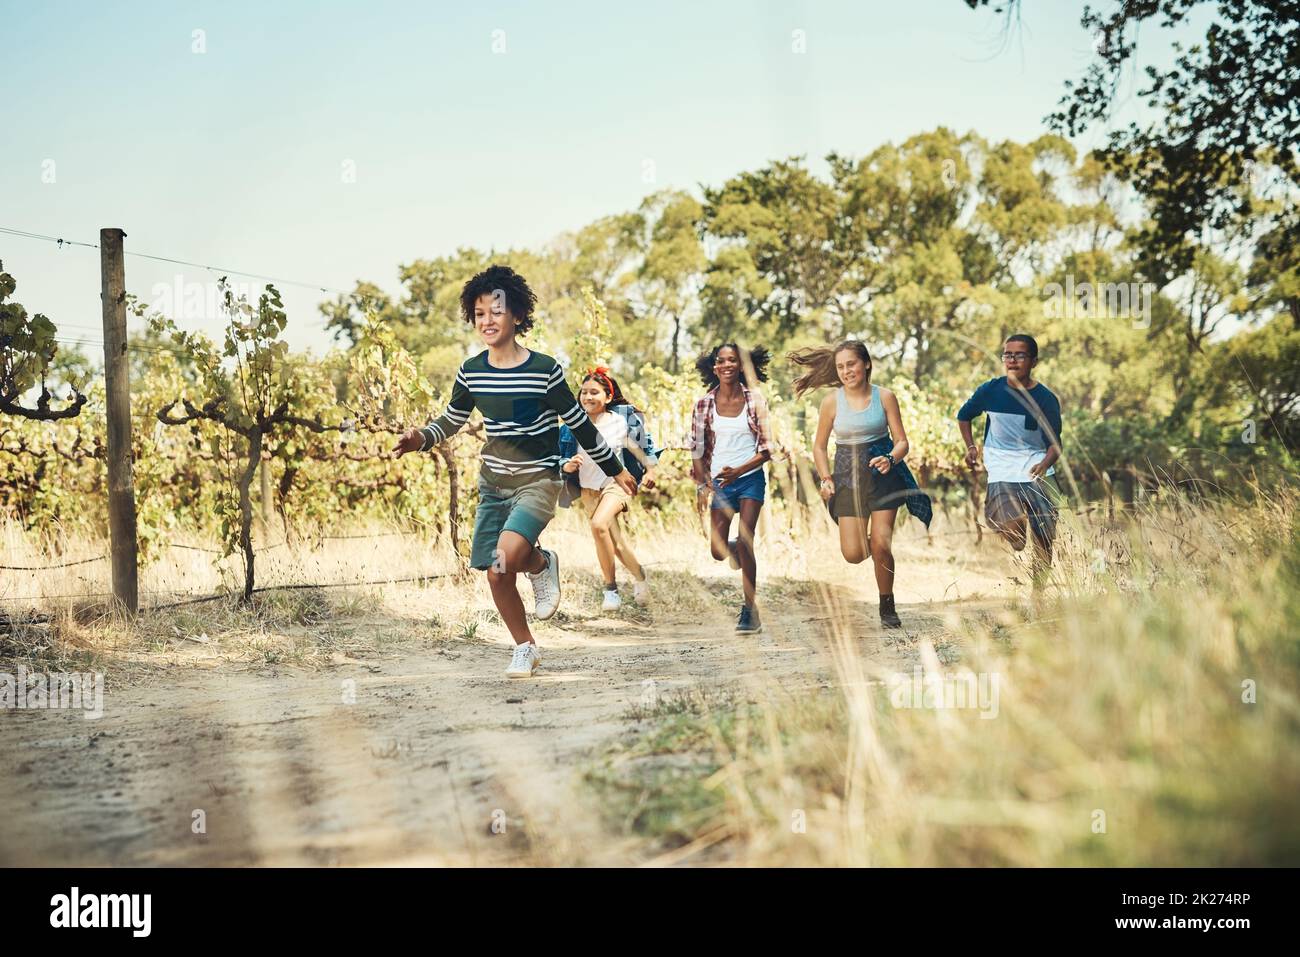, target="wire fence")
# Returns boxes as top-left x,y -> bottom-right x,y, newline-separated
0,525 -> 455,610
0,570 -> 457,627
0,570 -> 457,613
1,225 -> 446,610
2,222 -> 374,385
0,219 -> 1172,620
0,555 -> 108,571
0,225 -> 363,301
0,510 -> 1064,607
